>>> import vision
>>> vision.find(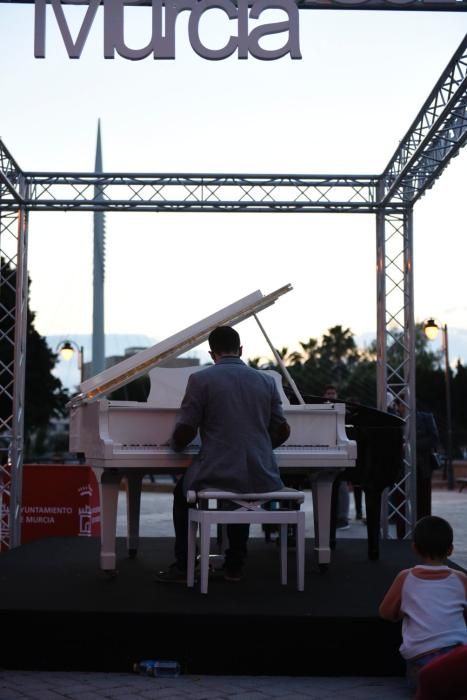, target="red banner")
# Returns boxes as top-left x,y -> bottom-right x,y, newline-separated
21,464 -> 100,543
